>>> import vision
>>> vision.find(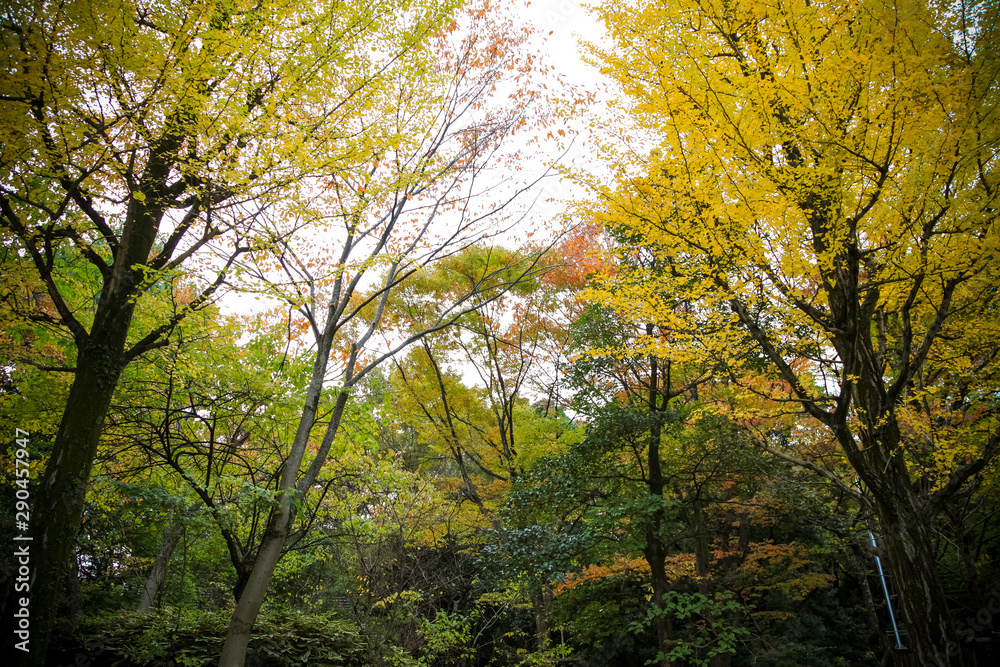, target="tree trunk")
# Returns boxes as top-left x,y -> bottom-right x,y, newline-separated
138,517 -> 185,613
218,505 -> 294,667
3,141 -> 175,664
643,338 -> 673,667
947,507 -> 982,606
529,585 -> 553,649
691,499 -> 731,667
217,373 -> 352,666
838,400 -> 964,667
875,493 -> 964,666
7,342 -> 125,666
232,559 -> 255,606
830,341 -> 966,667
65,557 -> 84,620
850,545 -> 891,662
644,520 -> 674,667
